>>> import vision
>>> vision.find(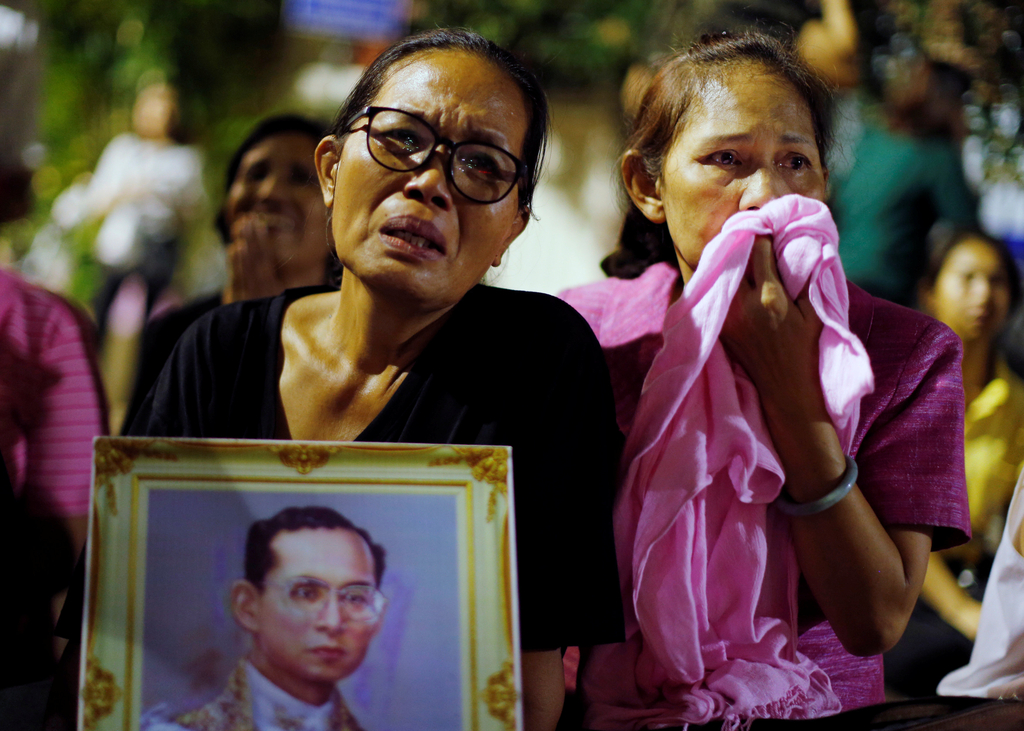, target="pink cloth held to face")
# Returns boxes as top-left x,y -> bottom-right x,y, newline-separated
581,195 -> 873,730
